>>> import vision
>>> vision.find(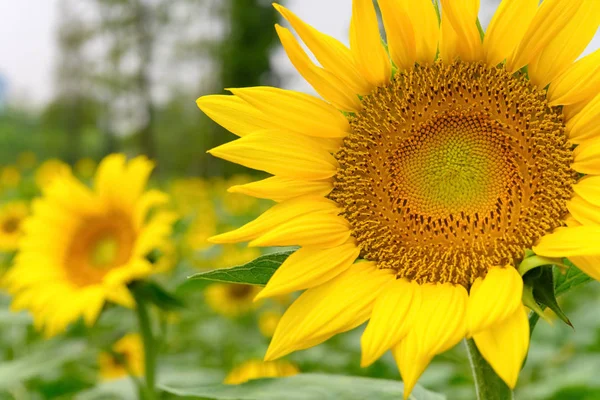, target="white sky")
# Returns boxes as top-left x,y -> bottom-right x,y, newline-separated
0,0 -> 598,107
